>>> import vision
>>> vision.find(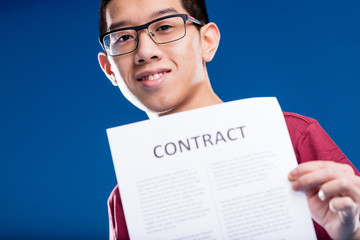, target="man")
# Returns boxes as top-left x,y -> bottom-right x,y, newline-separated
98,0 -> 360,239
